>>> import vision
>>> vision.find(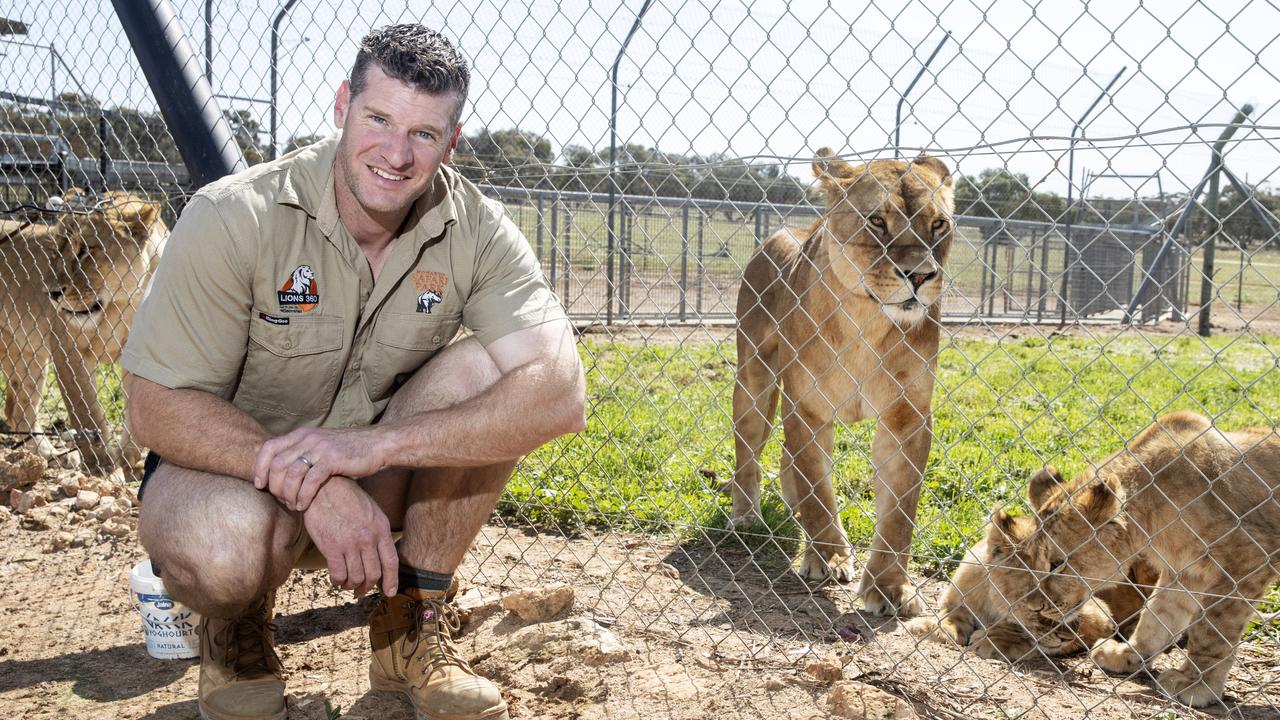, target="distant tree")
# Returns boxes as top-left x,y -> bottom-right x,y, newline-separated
223,109 -> 270,164
456,127 -> 554,188
954,168 -> 1066,223
284,133 -> 326,154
